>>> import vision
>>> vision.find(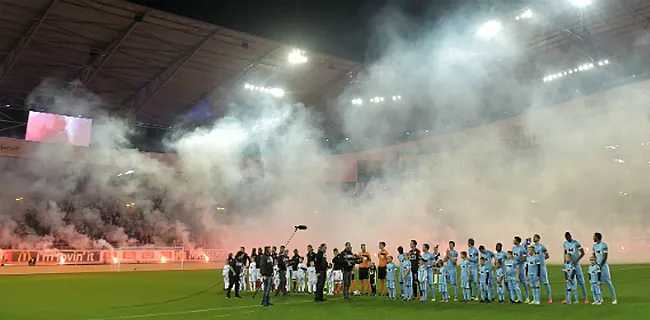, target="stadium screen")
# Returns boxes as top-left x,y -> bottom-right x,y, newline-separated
25,111 -> 92,147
